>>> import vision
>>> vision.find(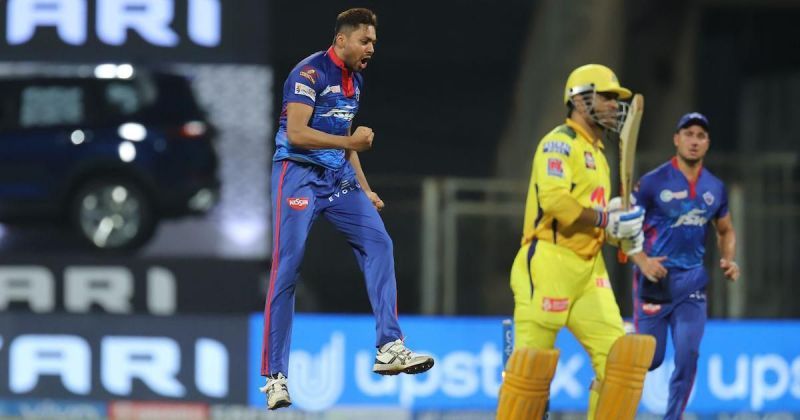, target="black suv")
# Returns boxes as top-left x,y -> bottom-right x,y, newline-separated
0,70 -> 219,250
